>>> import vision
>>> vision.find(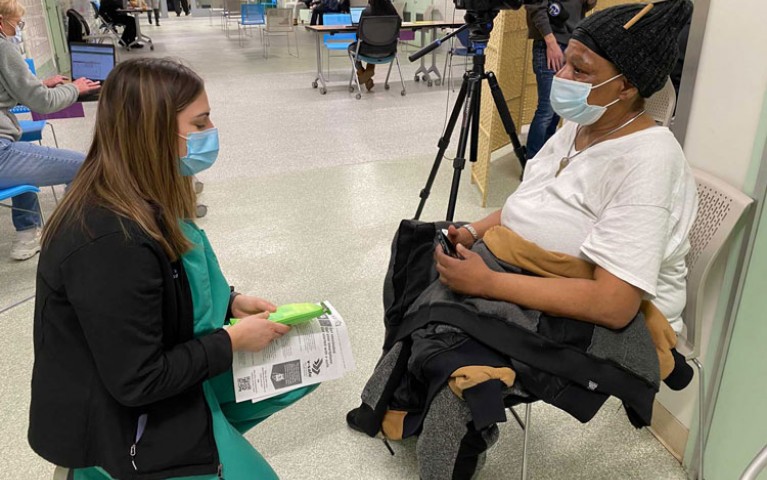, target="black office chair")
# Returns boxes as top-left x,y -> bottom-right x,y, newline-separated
347,15 -> 406,99
89,1 -> 125,47
66,9 -> 117,45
